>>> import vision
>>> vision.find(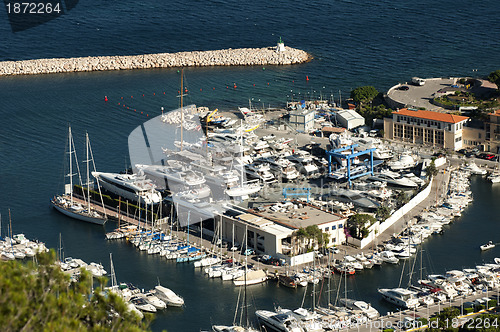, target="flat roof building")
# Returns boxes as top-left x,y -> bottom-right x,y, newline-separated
218,202 -> 347,256
336,109 -> 365,130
